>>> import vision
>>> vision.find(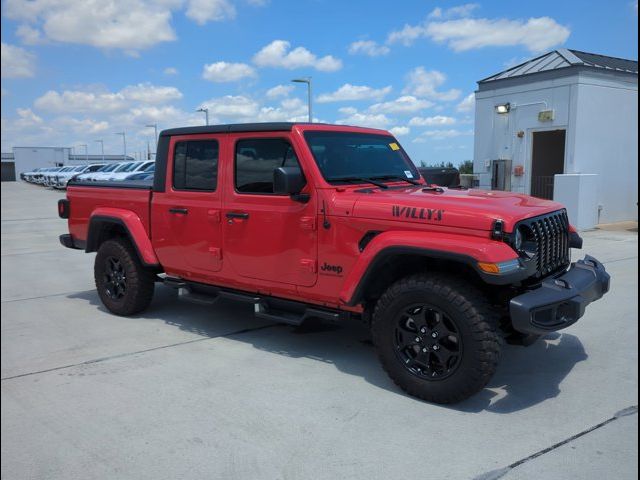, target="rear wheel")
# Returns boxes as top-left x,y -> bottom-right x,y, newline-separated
94,238 -> 155,316
371,274 -> 501,404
